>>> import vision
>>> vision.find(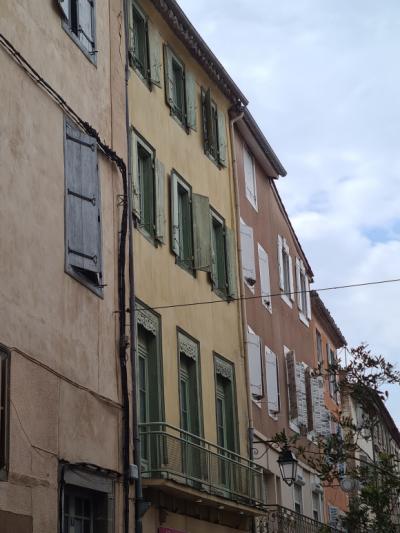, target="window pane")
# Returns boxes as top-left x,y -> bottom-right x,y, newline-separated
172,59 -> 184,121
132,7 -> 147,76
